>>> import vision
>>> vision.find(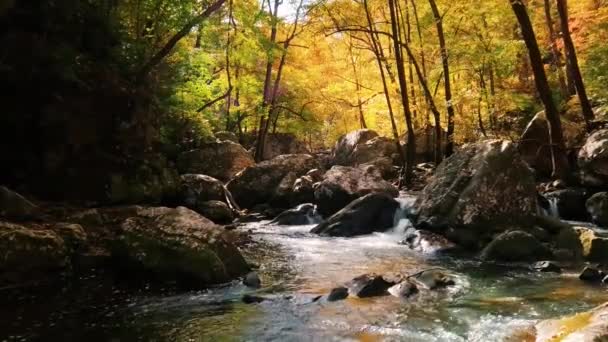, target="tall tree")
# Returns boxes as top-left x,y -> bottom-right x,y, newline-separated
543,0 -> 569,100
510,0 -> 569,179
428,0 -> 455,157
556,0 -> 595,131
